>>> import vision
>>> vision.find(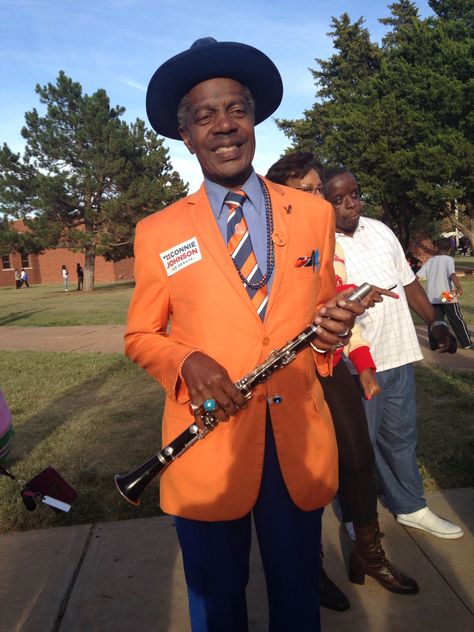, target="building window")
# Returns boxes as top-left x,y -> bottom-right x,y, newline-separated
21,253 -> 30,268
2,255 -> 11,270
